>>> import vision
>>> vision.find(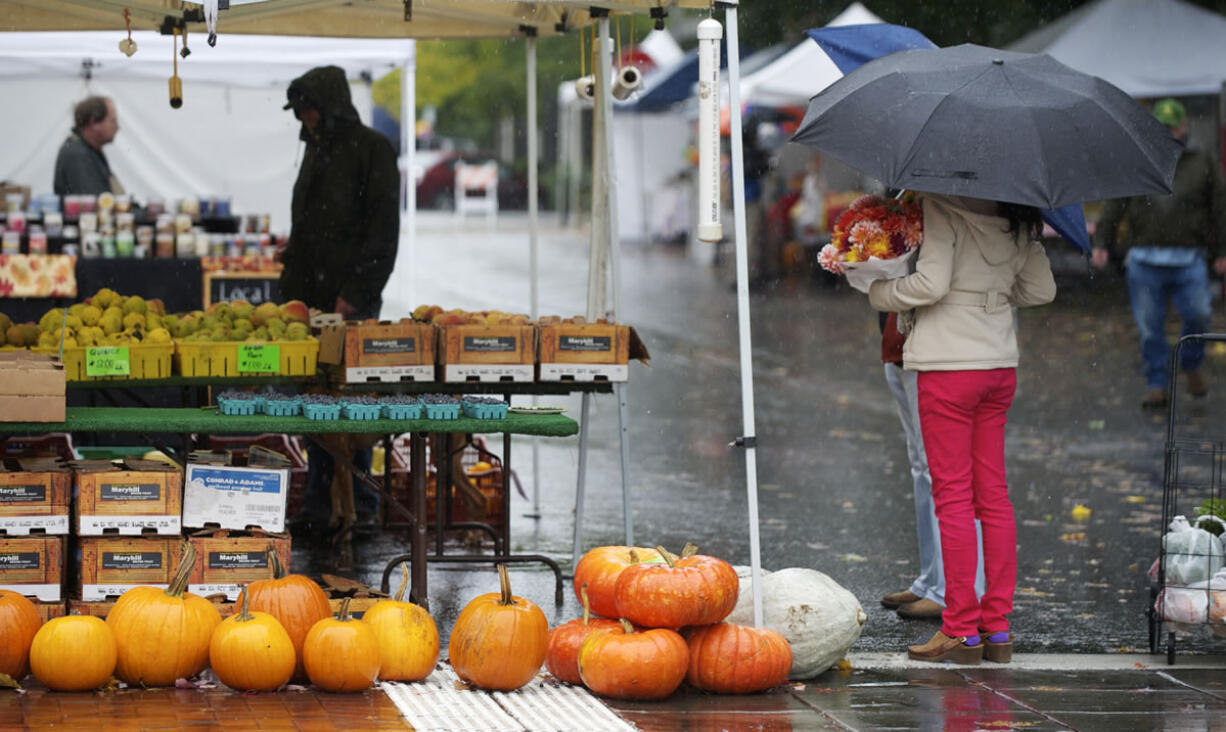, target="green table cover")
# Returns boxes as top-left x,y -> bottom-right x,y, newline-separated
0,406 -> 578,437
